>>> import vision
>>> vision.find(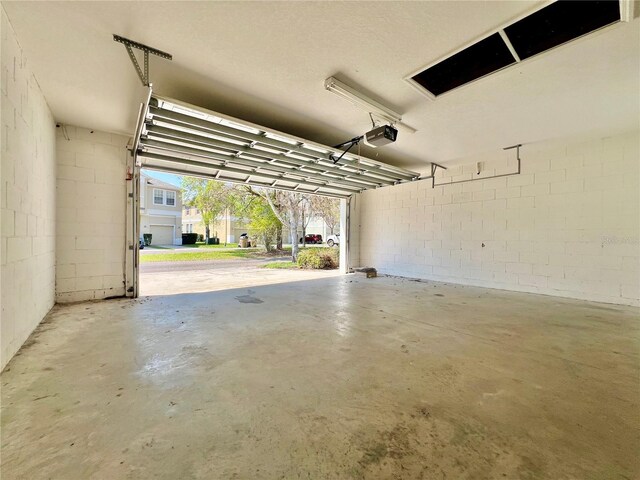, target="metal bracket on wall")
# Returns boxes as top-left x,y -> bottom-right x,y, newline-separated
430,162 -> 447,188
432,144 -> 521,188
113,35 -> 172,86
